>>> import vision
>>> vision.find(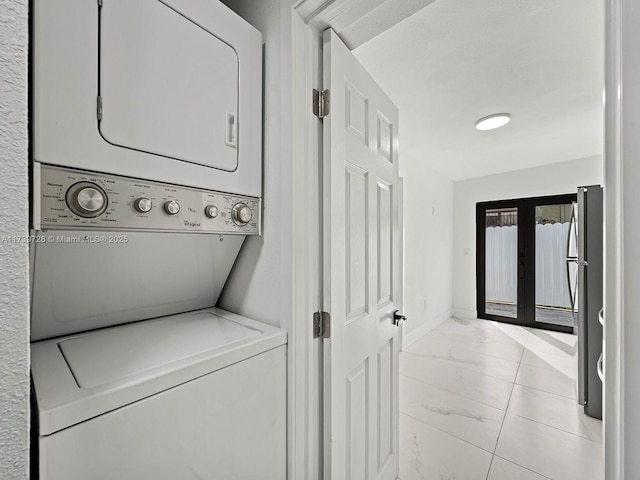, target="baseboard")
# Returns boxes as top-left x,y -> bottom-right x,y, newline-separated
452,308 -> 477,321
402,310 -> 452,349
